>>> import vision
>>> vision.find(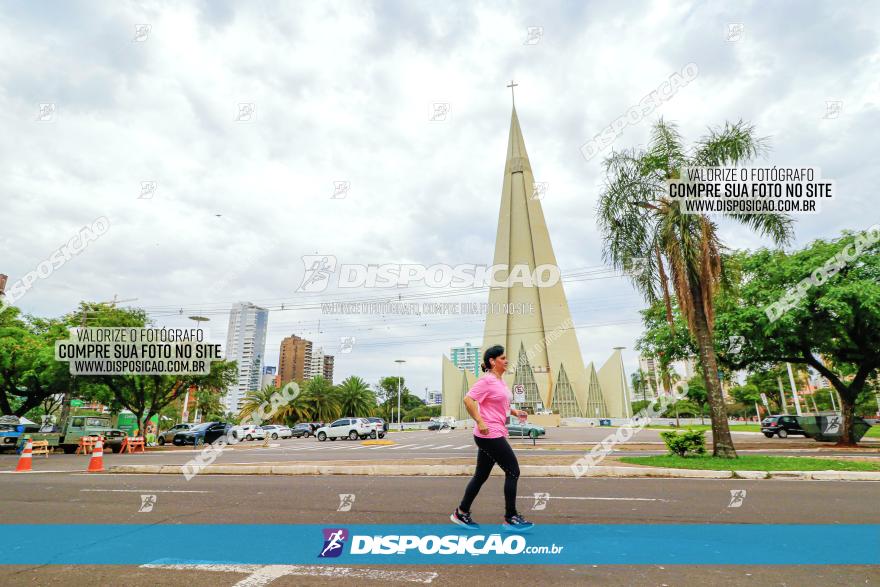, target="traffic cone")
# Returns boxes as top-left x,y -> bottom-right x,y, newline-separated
87,439 -> 104,472
15,440 -> 33,472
